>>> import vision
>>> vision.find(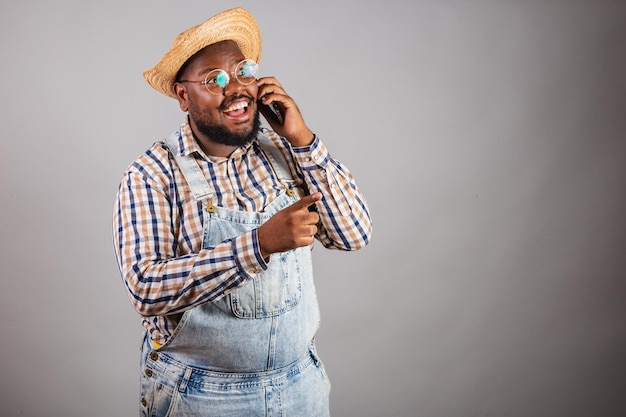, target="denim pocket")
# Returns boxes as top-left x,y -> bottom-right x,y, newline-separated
230,247 -> 303,318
